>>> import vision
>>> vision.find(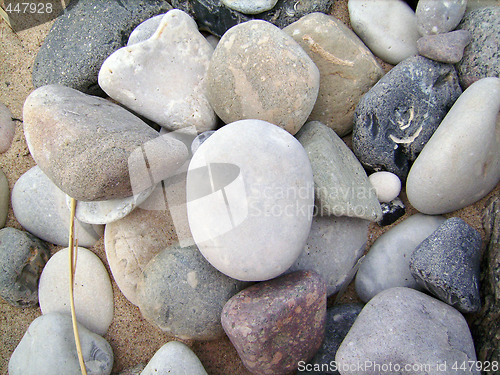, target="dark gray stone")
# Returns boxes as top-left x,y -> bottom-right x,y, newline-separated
352,55 -> 462,180
457,7 -> 500,89
32,0 -> 172,95
417,30 -> 471,64
410,217 -> 482,313
137,244 -> 248,340
378,198 -> 405,227
257,0 -> 334,29
0,227 -> 49,307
